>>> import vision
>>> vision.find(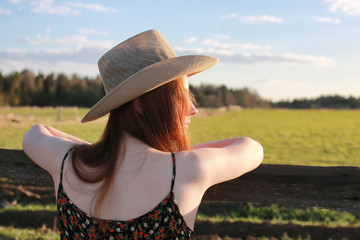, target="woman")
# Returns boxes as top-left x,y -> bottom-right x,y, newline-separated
23,30 -> 263,239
